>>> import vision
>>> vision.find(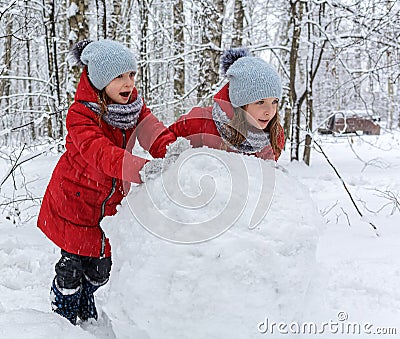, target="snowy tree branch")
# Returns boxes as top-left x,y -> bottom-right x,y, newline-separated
0,145 -> 54,189
313,140 -> 379,236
